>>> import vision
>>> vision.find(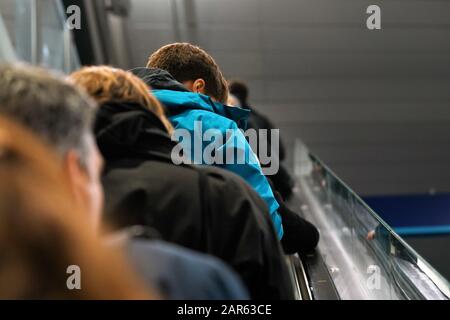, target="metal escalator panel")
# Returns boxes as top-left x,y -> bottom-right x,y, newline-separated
0,17 -> 15,62
293,139 -> 450,300
0,0 -> 80,73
